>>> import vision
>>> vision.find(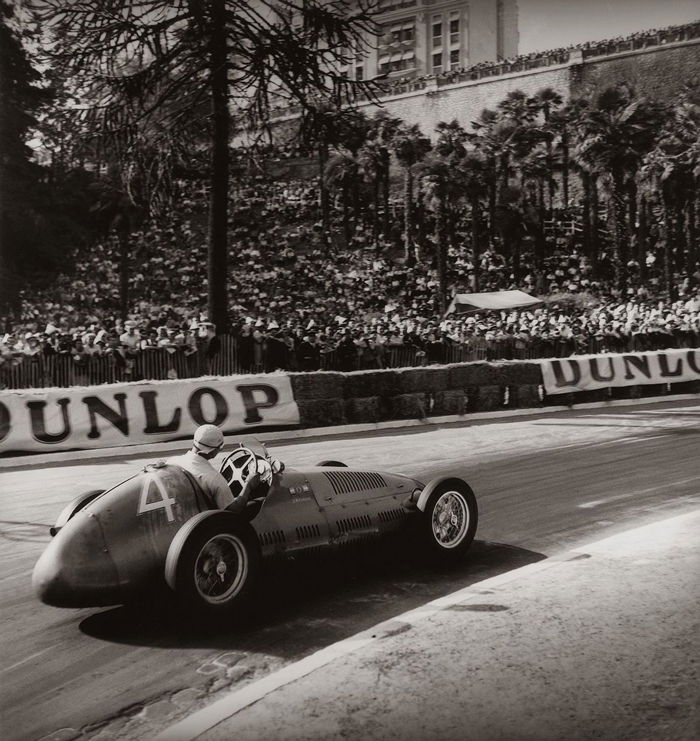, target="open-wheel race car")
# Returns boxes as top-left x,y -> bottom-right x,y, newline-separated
33,440 -> 478,616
